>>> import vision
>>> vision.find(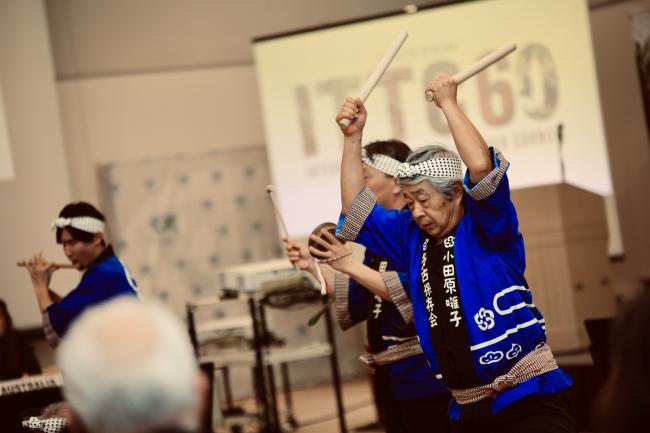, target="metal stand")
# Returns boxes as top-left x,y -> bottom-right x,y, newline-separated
280,363 -> 298,429
323,299 -> 347,433
249,296 -> 347,433
248,298 -> 276,432
188,294 -> 347,433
